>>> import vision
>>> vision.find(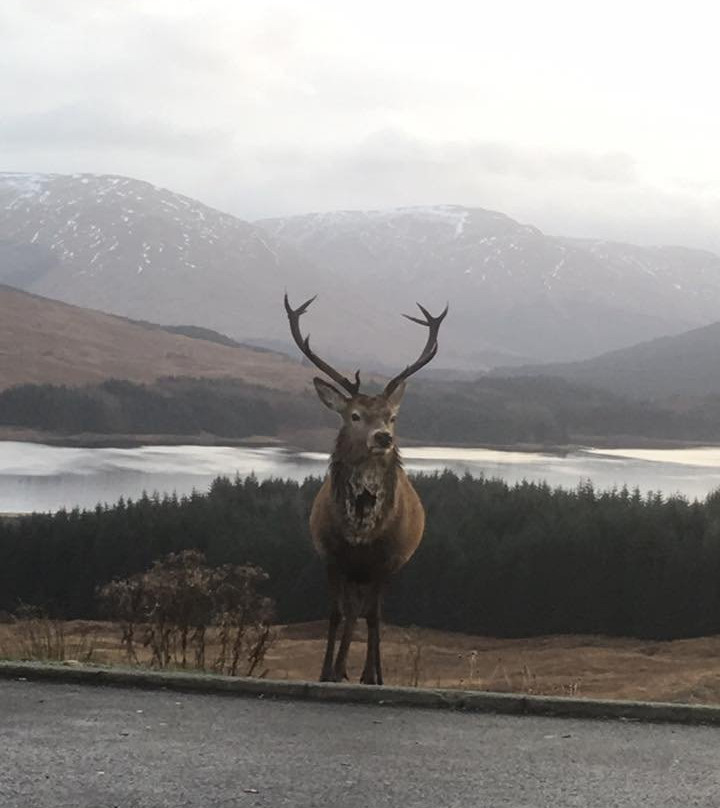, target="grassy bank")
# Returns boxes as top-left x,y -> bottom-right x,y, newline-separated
3,619 -> 720,705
